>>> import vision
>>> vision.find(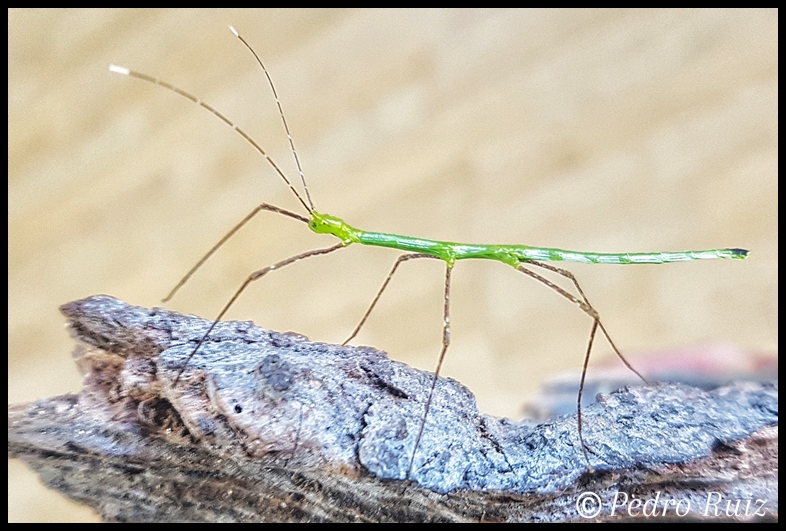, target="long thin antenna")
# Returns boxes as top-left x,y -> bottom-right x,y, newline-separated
229,26 -> 315,212
108,64 -> 312,215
